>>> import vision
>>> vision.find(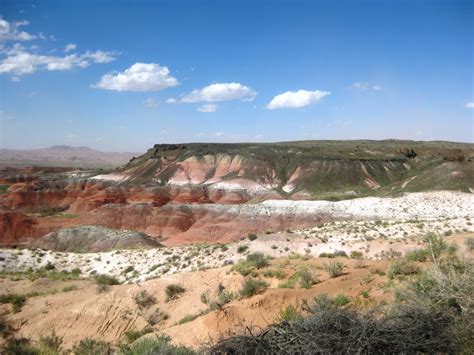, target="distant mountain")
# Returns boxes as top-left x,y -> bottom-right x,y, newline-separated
0,145 -> 141,169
